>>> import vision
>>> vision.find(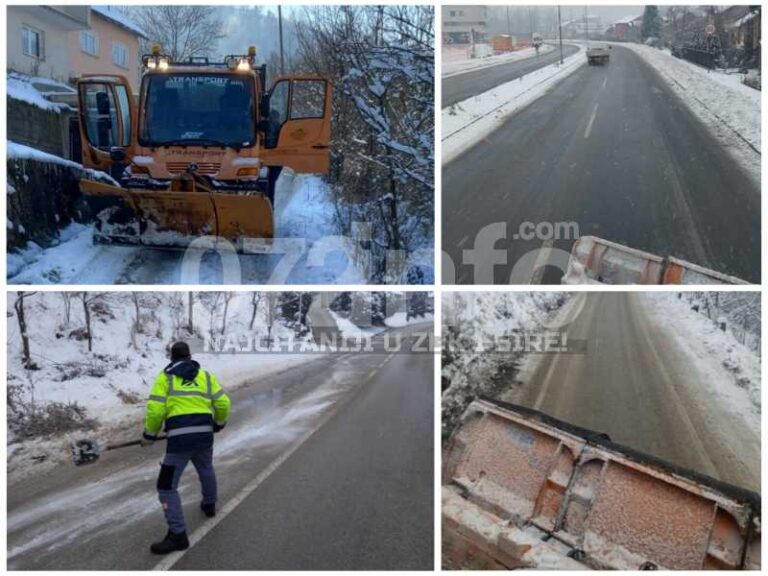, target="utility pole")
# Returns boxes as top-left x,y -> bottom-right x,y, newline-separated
278,6 -> 285,74
506,6 -> 511,38
529,6 -> 534,42
558,5 -> 564,64
584,6 -> 588,44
